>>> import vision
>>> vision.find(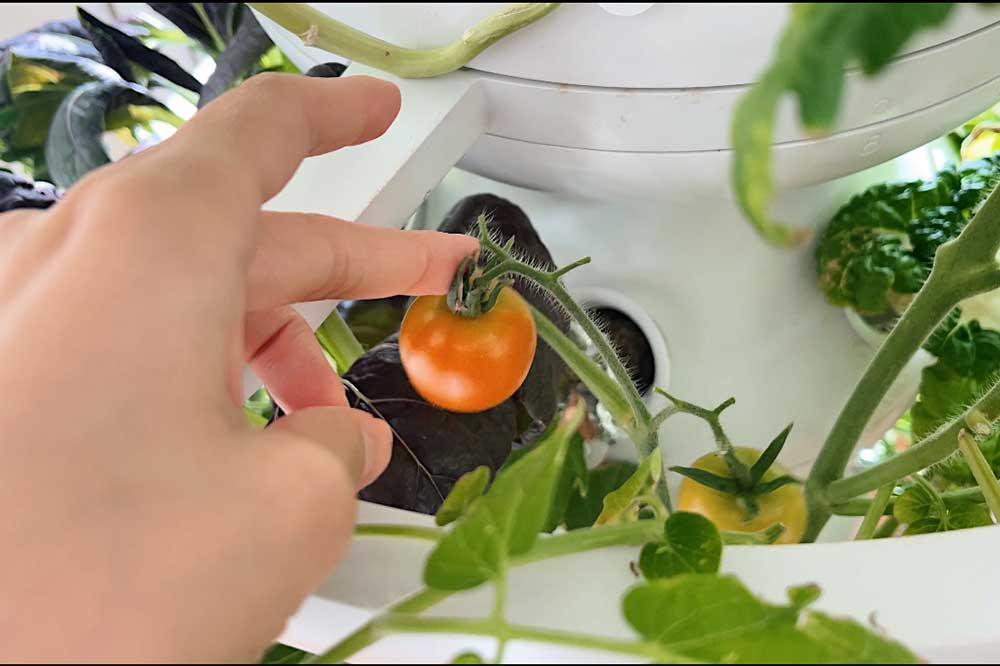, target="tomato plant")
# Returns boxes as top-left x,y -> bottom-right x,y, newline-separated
399,288 -> 537,413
